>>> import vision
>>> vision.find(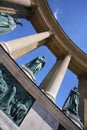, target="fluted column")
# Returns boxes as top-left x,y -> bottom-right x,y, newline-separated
1,31 -> 51,59
78,75 -> 87,130
40,53 -> 72,102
